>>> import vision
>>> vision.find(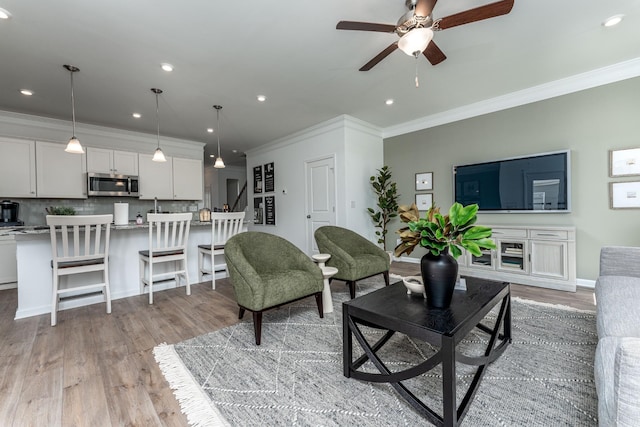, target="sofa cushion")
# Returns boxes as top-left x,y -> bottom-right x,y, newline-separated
615,338 -> 640,426
596,275 -> 640,337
